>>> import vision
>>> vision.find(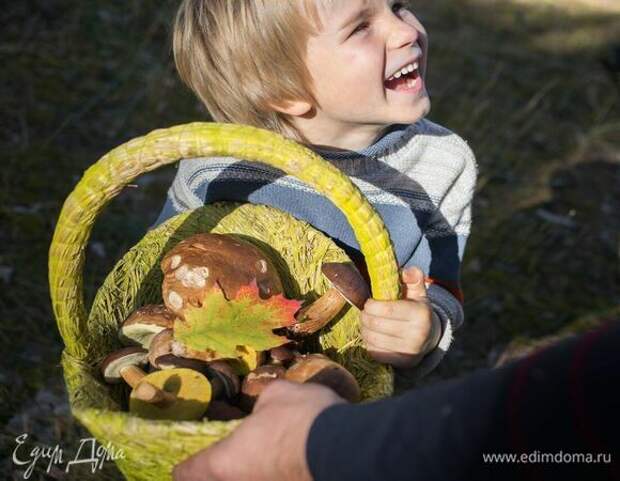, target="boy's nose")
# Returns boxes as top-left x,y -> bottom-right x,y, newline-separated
386,12 -> 421,50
